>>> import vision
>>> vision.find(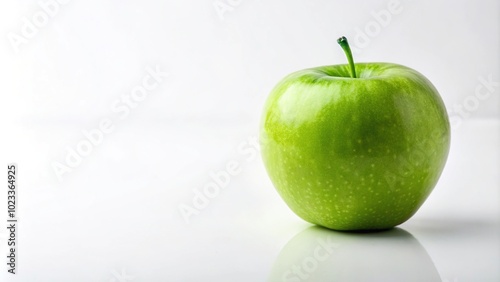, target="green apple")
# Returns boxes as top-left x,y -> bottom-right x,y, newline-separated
260,36 -> 450,231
